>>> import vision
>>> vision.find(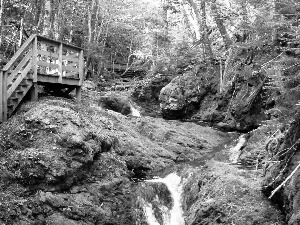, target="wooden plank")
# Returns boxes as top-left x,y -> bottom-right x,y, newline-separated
37,61 -> 59,69
66,62 -> 78,67
65,52 -> 79,58
63,65 -> 79,72
7,50 -> 32,85
3,71 -> 7,121
76,86 -> 81,101
37,35 -> 83,50
7,62 -> 32,98
3,34 -> 36,71
63,45 -> 81,53
62,77 -> 80,86
38,38 -> 59,48
64,71 -> 78,77
37,49 -> 59,58
37,75 -> 80,85
0,71 -> 3,122
37,74 -> 59,84
62,55 -> 79,62
58,43 -> 63,83
33,36 -> 38,82
30,82 -> 38,101
79,49 -> 84,85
